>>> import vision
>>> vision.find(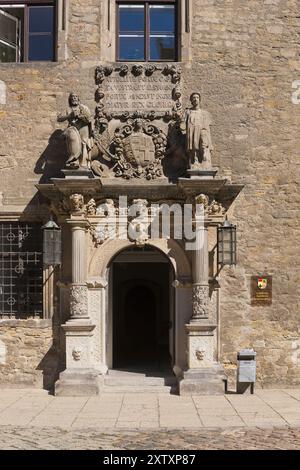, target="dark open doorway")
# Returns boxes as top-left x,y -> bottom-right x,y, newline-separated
112,248 -> 174,372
